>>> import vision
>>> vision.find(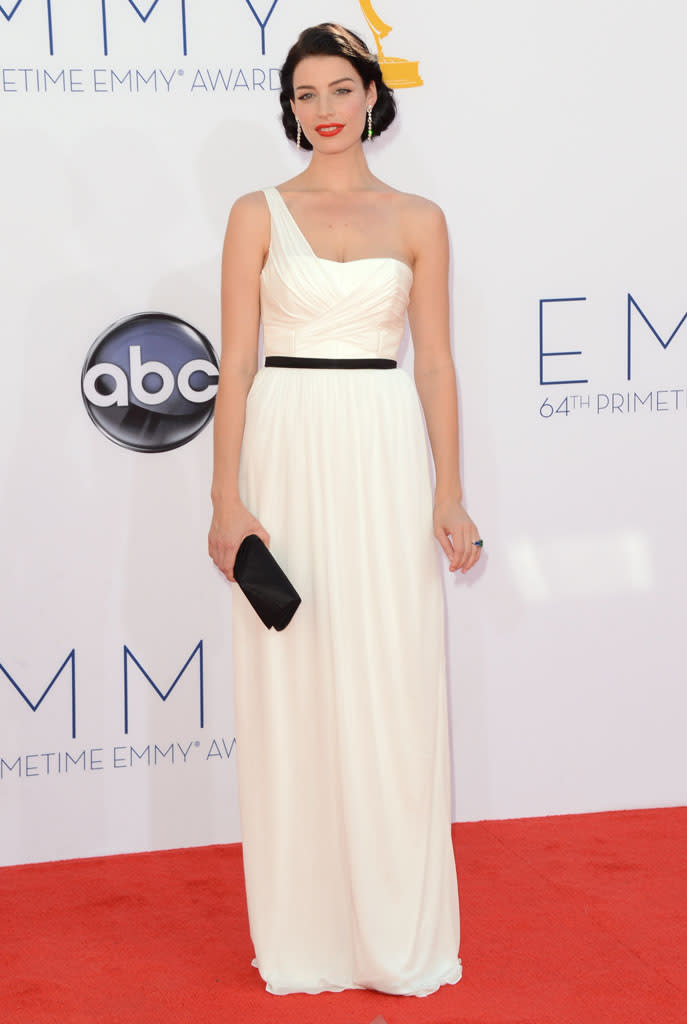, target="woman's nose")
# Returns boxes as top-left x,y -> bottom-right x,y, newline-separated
316,93 -> 333,118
